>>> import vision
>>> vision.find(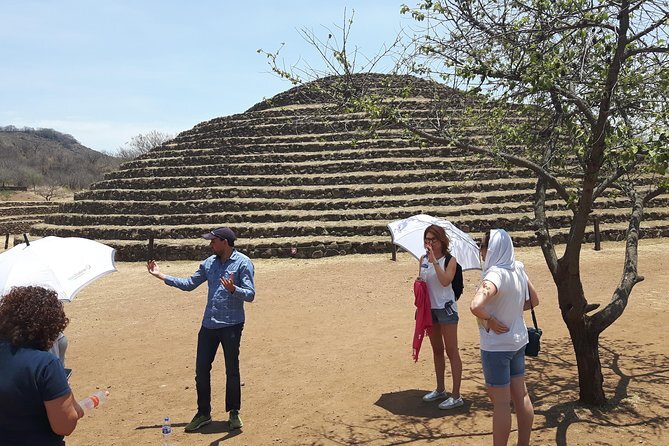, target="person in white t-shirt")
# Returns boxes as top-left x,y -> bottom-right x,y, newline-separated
48,332 -> 68,366
417,224 -> 464,410
470,229 -> 539,446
